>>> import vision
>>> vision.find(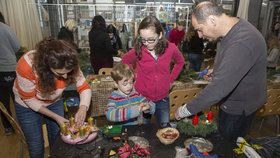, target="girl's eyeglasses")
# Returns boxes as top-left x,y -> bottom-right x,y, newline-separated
140,36 -> 158,44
